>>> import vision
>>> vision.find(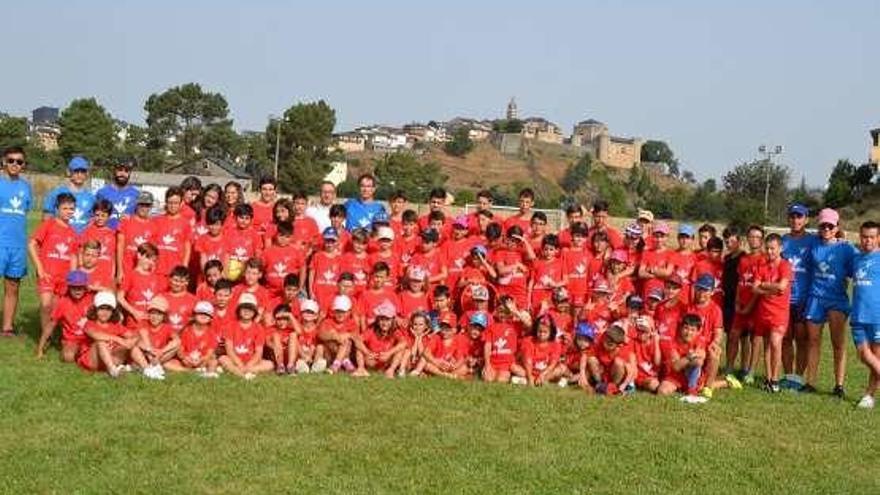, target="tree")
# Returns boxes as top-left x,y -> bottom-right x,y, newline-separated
823,159 -> 856,208
561,153 -> 592,194
723,159 -> 791,222
444,127 -> 475,157
492,119 -> 523,133
144,83 -> 235,170
851,163 -> 877,199
646,186 -> 691,219
640,140 -> 679,176
58,98 -> 117,164
681,170 -> 696,184
268,100 -> 337,192
0,116 -> 28,149
684,179 -> 725,221
372,152 -> 448,203
240,132 -> 272,178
